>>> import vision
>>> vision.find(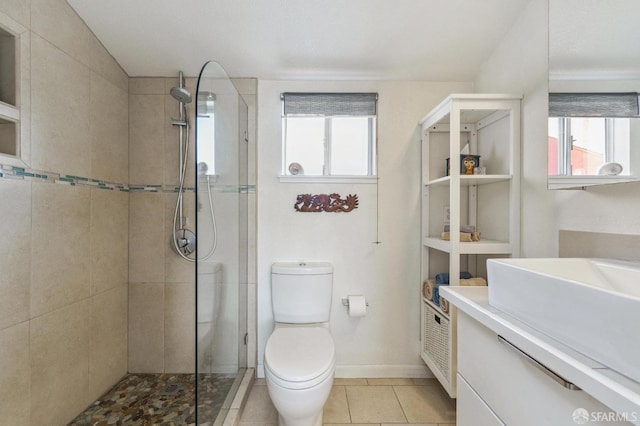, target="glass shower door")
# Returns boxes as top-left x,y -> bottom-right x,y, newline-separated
195,60 -> 248,425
